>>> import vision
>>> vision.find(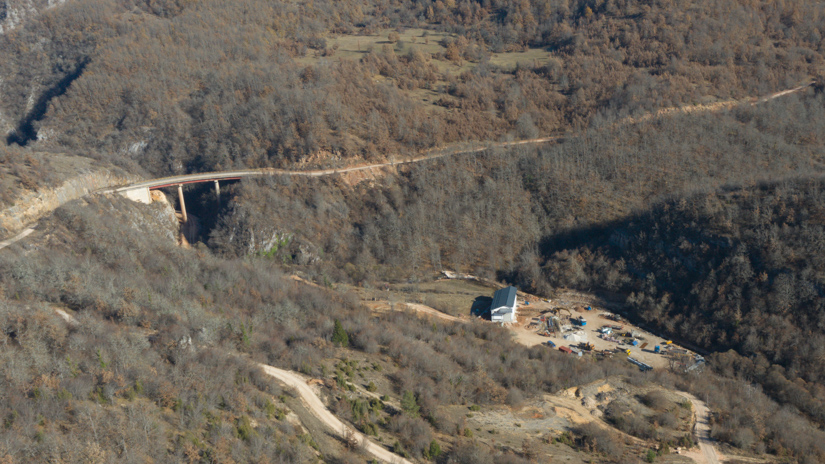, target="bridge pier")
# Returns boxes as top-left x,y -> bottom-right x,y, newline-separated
177,184 -> 188,223
214,180 -> 221,208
